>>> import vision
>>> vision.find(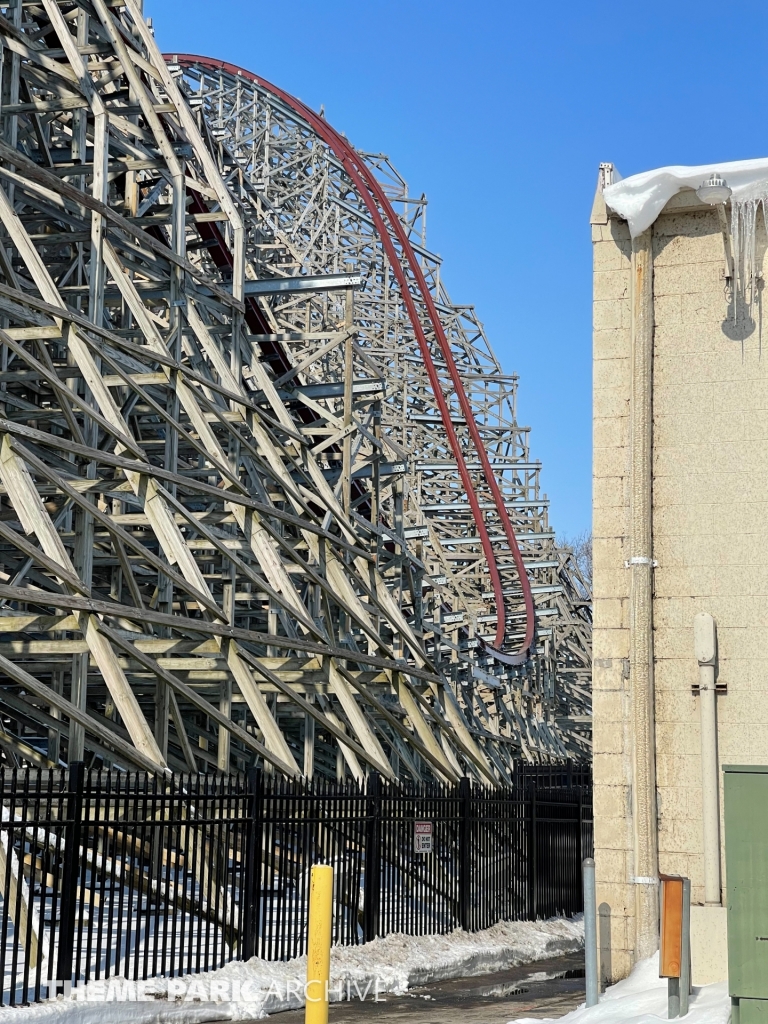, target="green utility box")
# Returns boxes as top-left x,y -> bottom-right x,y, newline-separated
724,765 -> 768,1024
